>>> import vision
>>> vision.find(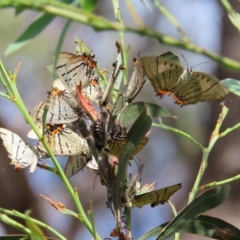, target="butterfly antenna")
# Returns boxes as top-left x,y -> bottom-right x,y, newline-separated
181,53 -> 189,69
191,61 -> 209,69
